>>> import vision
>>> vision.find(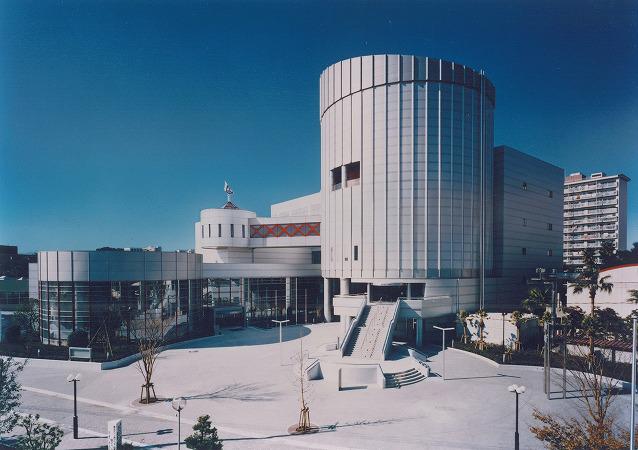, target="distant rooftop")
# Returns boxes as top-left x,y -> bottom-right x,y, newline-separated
565,171 -> 630,183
